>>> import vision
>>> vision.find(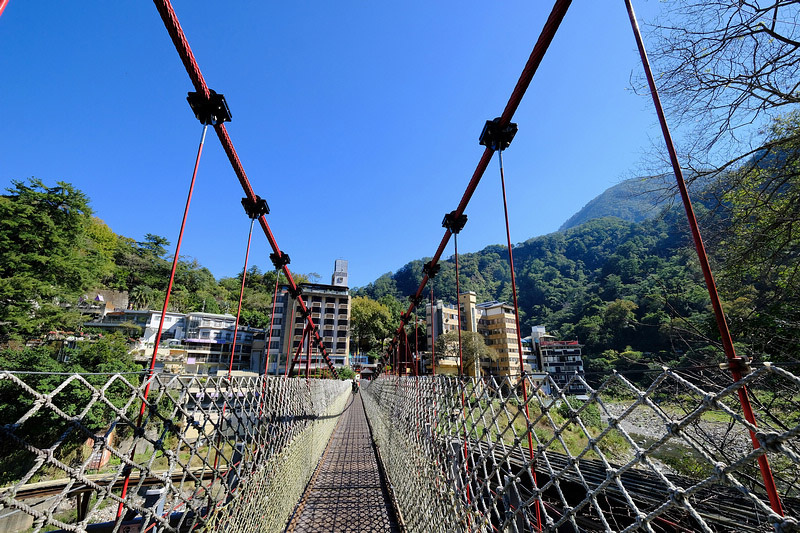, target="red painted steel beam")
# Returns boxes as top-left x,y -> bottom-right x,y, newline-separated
383,0 -> 572,366
624,0 -> 783,516
0,0 -> 10,18
151,0 -> 337,377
